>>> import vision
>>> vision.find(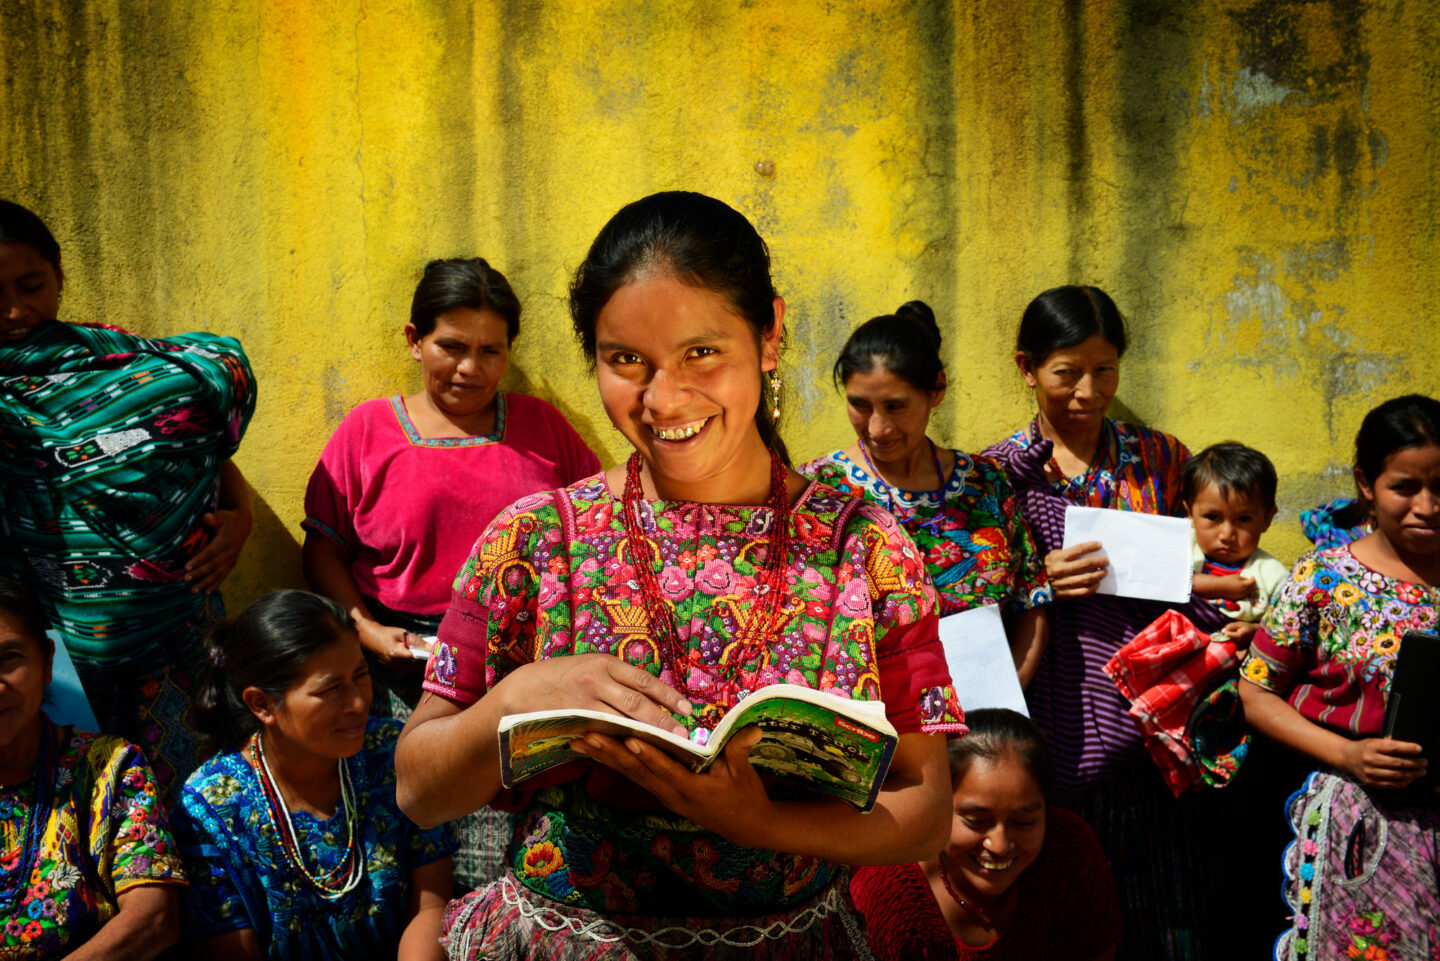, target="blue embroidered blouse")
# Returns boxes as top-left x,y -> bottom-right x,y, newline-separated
169,718 -> 457,958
